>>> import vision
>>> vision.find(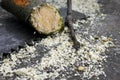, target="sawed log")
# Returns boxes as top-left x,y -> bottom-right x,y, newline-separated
1,0 -> 63,35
